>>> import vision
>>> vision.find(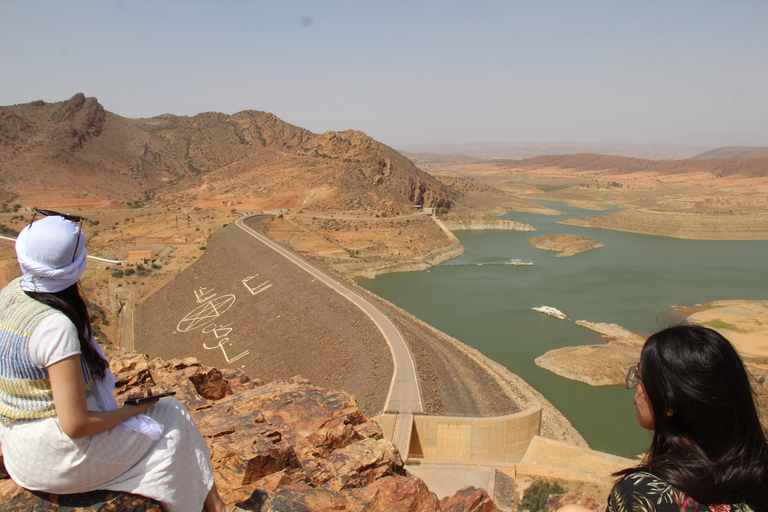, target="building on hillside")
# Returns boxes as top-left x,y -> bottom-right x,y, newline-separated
174,236 -> 189,243
125,250 -> 151,266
